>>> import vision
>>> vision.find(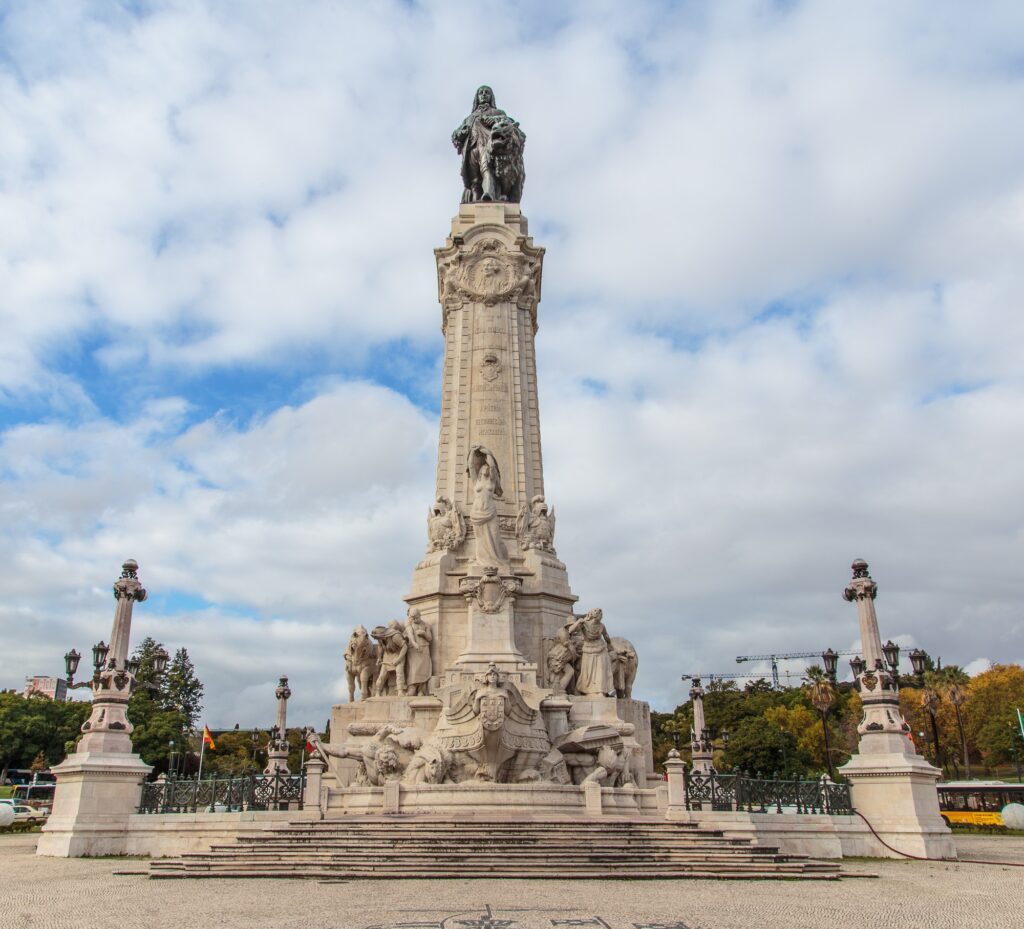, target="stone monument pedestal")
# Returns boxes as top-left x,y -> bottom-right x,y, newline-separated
36,750 -> 151,857
839,749 -> 955,859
